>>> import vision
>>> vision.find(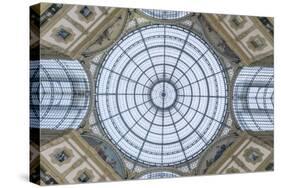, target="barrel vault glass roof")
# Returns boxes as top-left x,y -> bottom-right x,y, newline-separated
233,67 -> 274,131
138,171 -> 180,179
141,9 -> 190,20
30,59 -> 91,130
95,24 -> 228,167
